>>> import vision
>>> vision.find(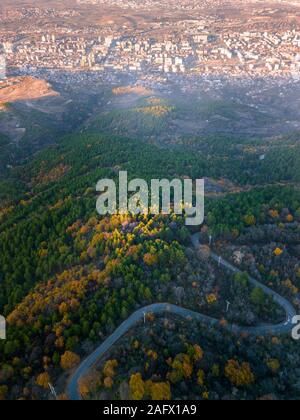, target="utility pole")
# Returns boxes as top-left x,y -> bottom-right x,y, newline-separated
48,383 -> 58,400
0,315 -> 6,340
226,301 -> 231,313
